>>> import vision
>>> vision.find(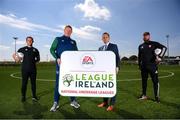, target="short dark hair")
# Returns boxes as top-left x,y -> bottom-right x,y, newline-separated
65,25 -> 72,30
26,36 -> 34,42
103,32 -> 110,37
143,32 -> 150,36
